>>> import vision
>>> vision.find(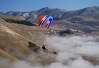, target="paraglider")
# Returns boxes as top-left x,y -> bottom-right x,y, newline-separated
27,15 -> 53,32
37,15 -> 53,32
